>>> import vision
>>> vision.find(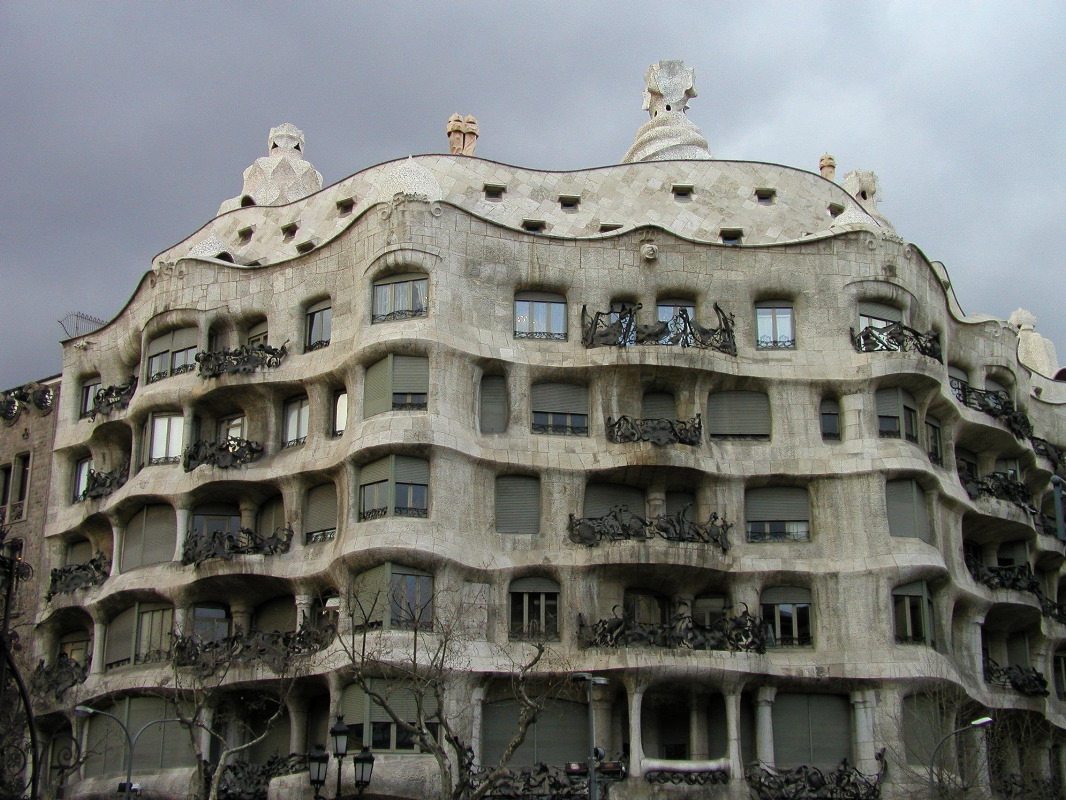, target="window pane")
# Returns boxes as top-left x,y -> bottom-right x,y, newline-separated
334,392 -> 348,434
